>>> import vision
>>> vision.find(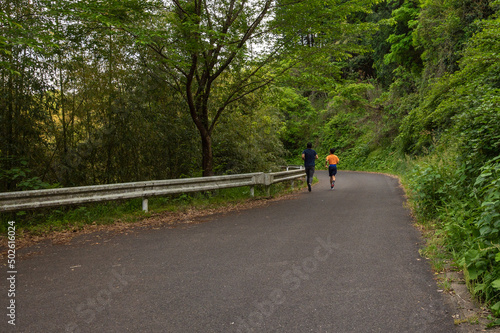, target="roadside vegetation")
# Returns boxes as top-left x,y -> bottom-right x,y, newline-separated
1,0 -> 499,324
